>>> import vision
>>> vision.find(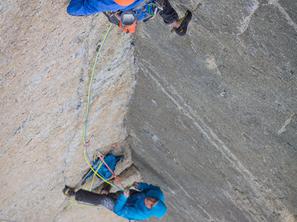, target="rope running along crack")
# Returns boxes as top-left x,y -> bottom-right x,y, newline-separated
81,23 -> 123,191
